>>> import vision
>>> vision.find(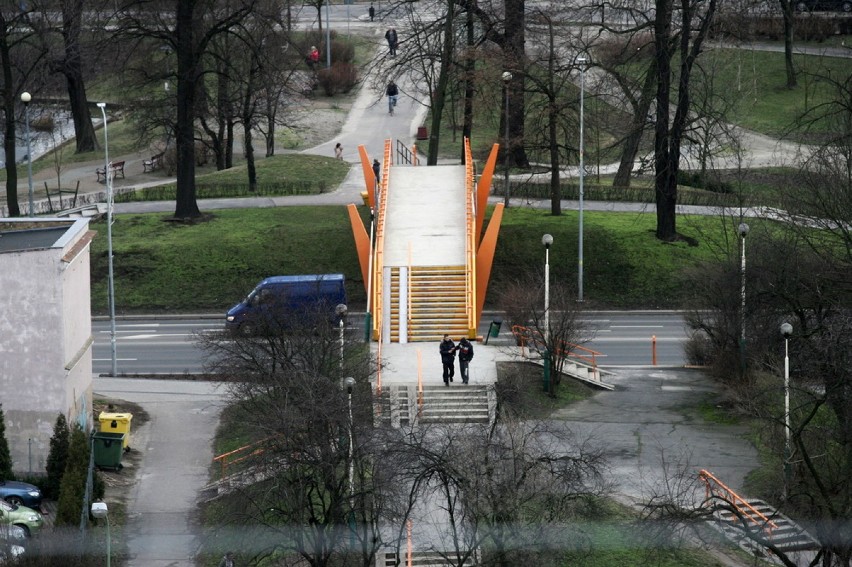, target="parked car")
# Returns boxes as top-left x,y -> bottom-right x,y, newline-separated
0,500 -> 43,537
794,0 -> 852,12
0,480 -> 42,510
